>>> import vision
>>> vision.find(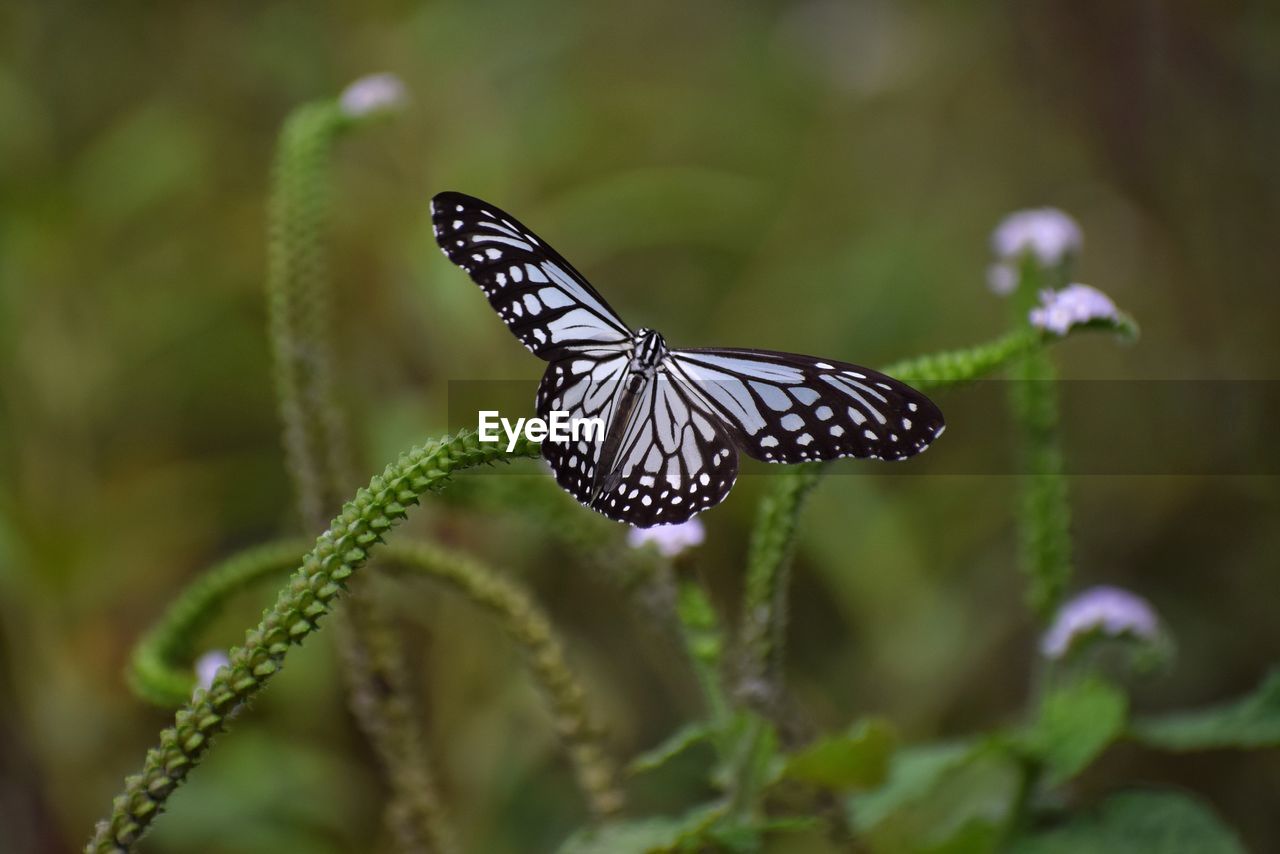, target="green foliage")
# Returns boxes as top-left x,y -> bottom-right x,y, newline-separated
627,723 -> 713,777
557,803 -> 727,854
1024,676 -> 1128,787
779,718 -> 896,791
78,75 -> 1270,854
851,740 -> 1021,854
1009,790 -> 1246,854
1131,669 -> 1280,751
